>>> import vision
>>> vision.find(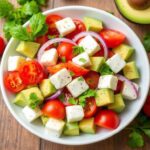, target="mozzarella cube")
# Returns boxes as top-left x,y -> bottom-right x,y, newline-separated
106,54 -> 126,73
40,48 -> 58,67
22,106 -> 42,122
55,17 -> 76,36
122,82 -> 139,100
45,118 -> 65,137
72,52 -> 91,67
8,56 -> 25,71
78,35 -> 100,56
49,68 -> 72,89
66,105 -> 84,122
98,75 -> 118,90
67,77 -> 89,98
